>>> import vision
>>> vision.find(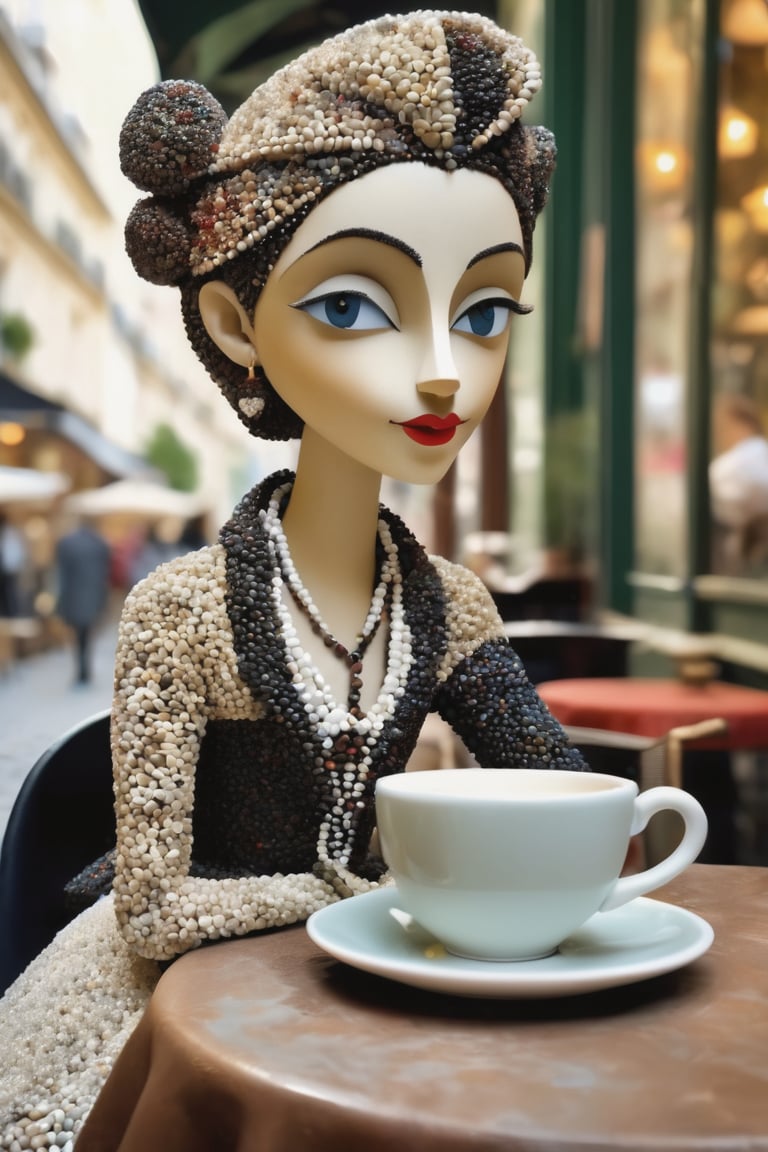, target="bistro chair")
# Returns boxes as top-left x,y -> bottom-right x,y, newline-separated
0,709 -> 113,995
562,719 -> 728,866
503,619 -> 642,685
